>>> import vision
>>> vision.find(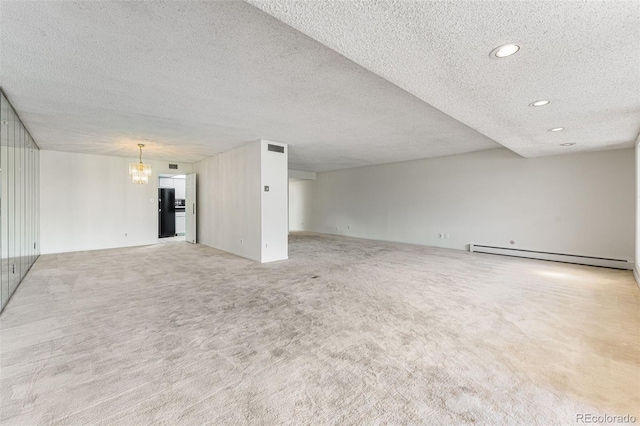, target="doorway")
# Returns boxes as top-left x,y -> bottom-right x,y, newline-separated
158,174 -> 186,241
